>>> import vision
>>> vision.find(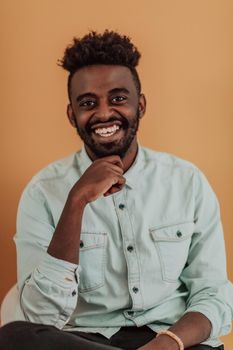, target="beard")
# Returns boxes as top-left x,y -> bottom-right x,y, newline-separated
73,108 -> 140,159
